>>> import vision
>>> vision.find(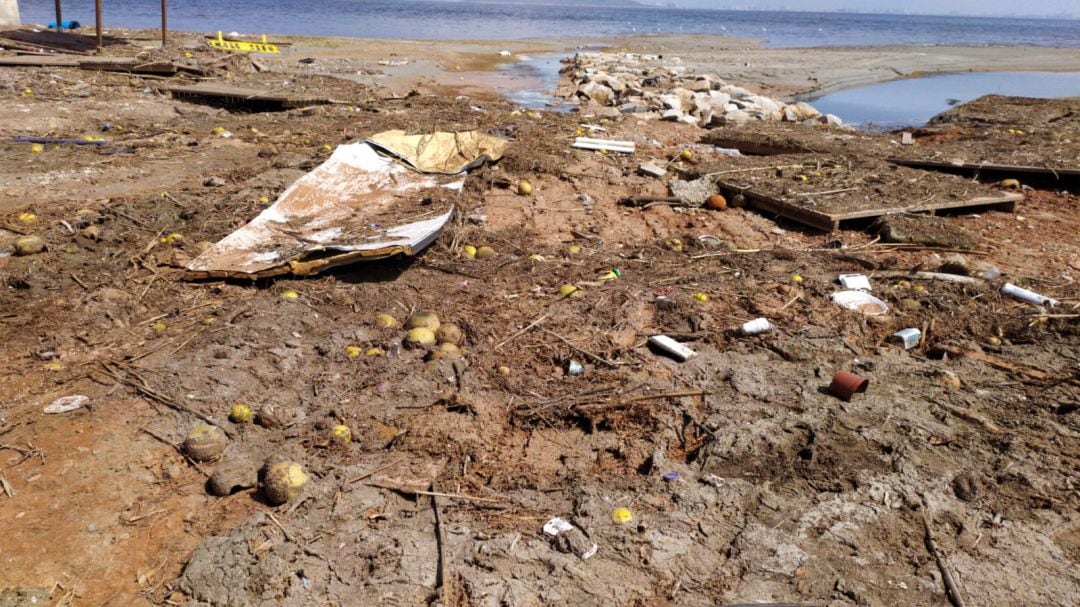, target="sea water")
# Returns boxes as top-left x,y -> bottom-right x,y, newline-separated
17,0 -> 1080,48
